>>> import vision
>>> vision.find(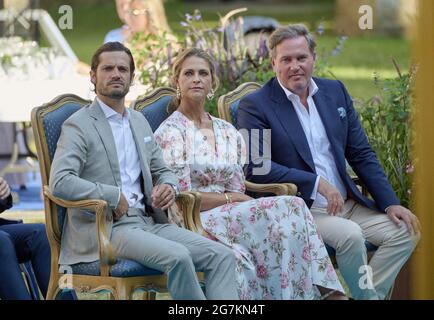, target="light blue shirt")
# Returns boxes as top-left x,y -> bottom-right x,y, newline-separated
278,78 -> 347,208
97,98 -> 144,209
103,26 -> 127,44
